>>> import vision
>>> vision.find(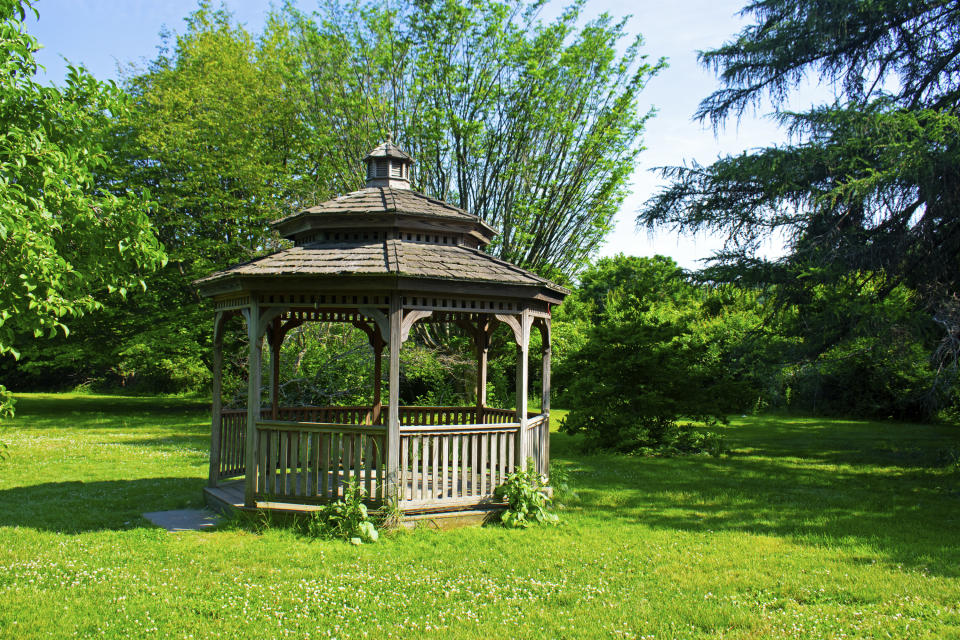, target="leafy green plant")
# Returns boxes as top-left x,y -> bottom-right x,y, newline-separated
493,460 -> 559,529
372,492 -> 404,532
548,462 -> 577,504
303,480 -> 379,544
